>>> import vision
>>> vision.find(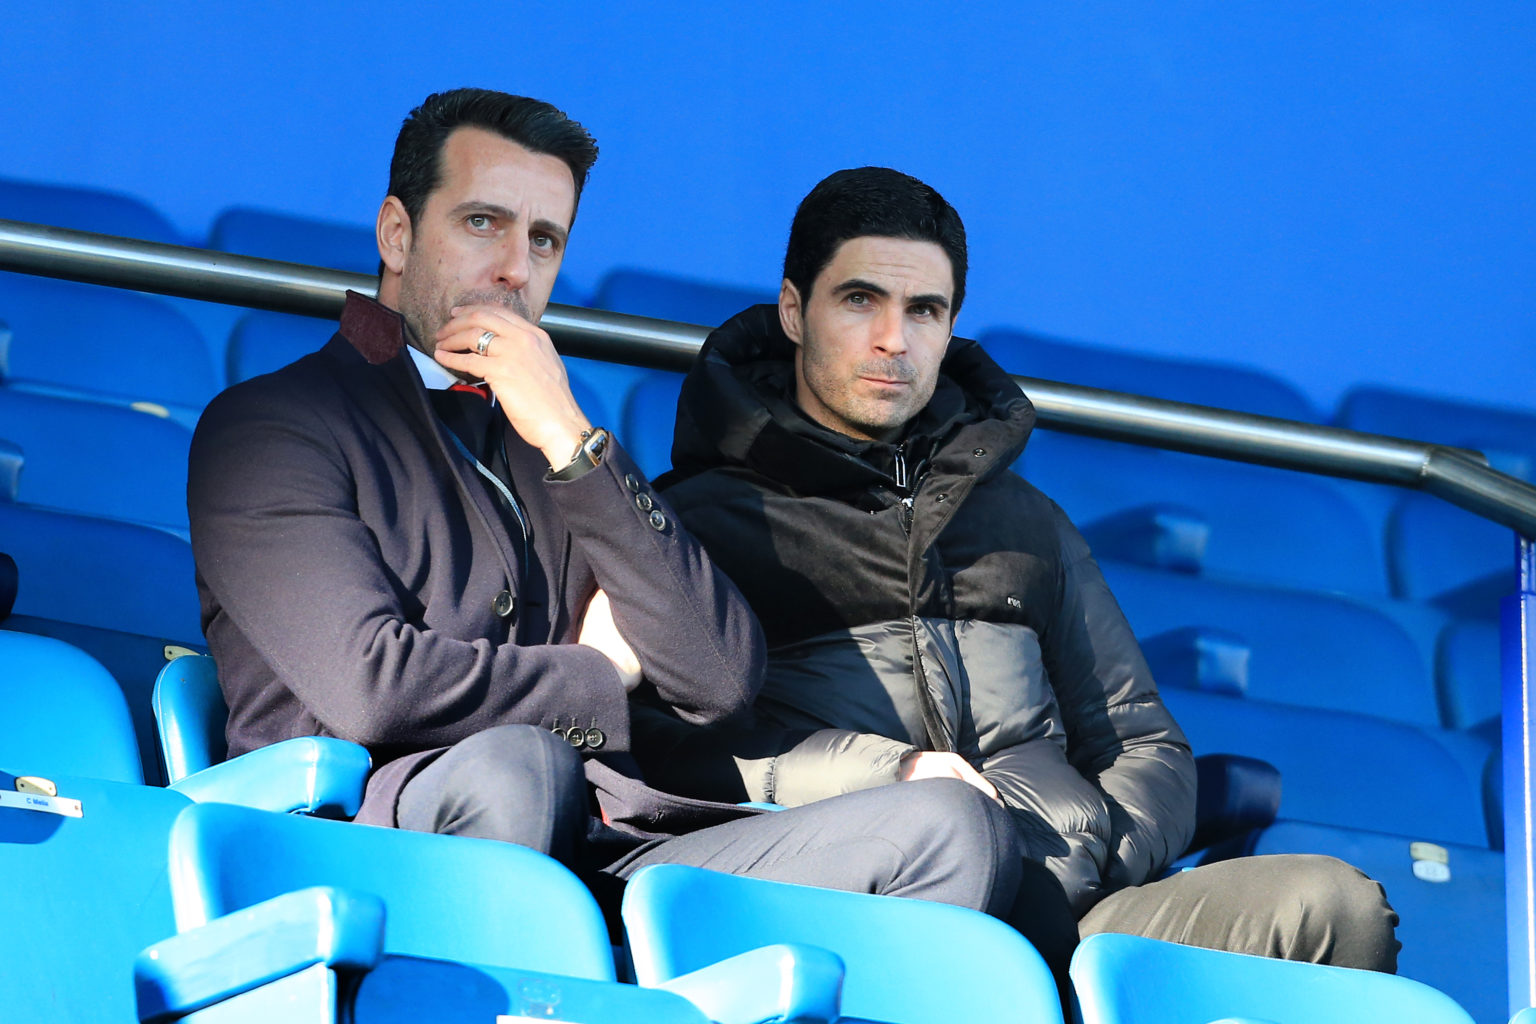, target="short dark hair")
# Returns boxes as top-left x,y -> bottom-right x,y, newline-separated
783,167 -> 968,316
388,88 -> 599,228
